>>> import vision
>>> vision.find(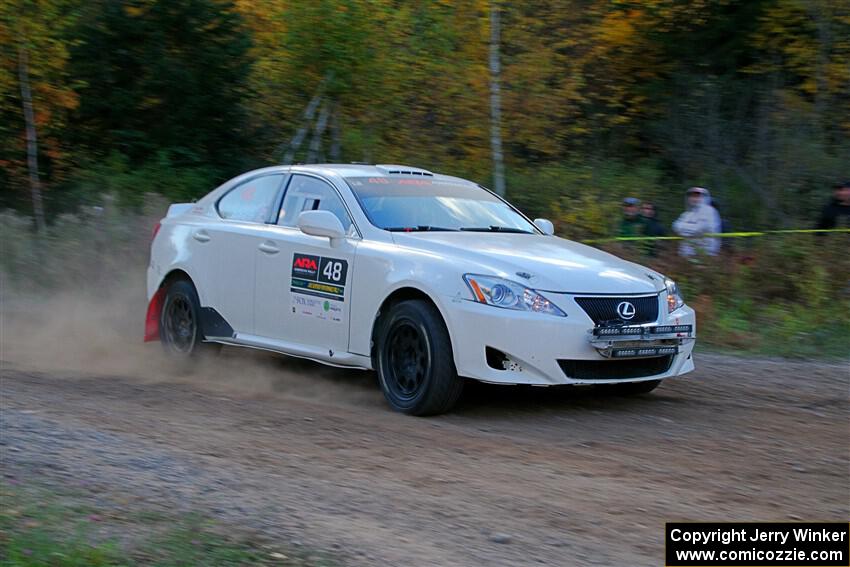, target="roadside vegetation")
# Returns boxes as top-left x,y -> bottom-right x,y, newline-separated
0,481 -> 332,566
608,235 -> 850,359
